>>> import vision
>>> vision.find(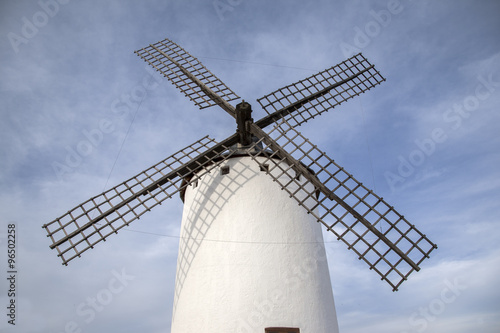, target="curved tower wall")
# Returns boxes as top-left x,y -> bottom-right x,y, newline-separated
171,155 -> 339,333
